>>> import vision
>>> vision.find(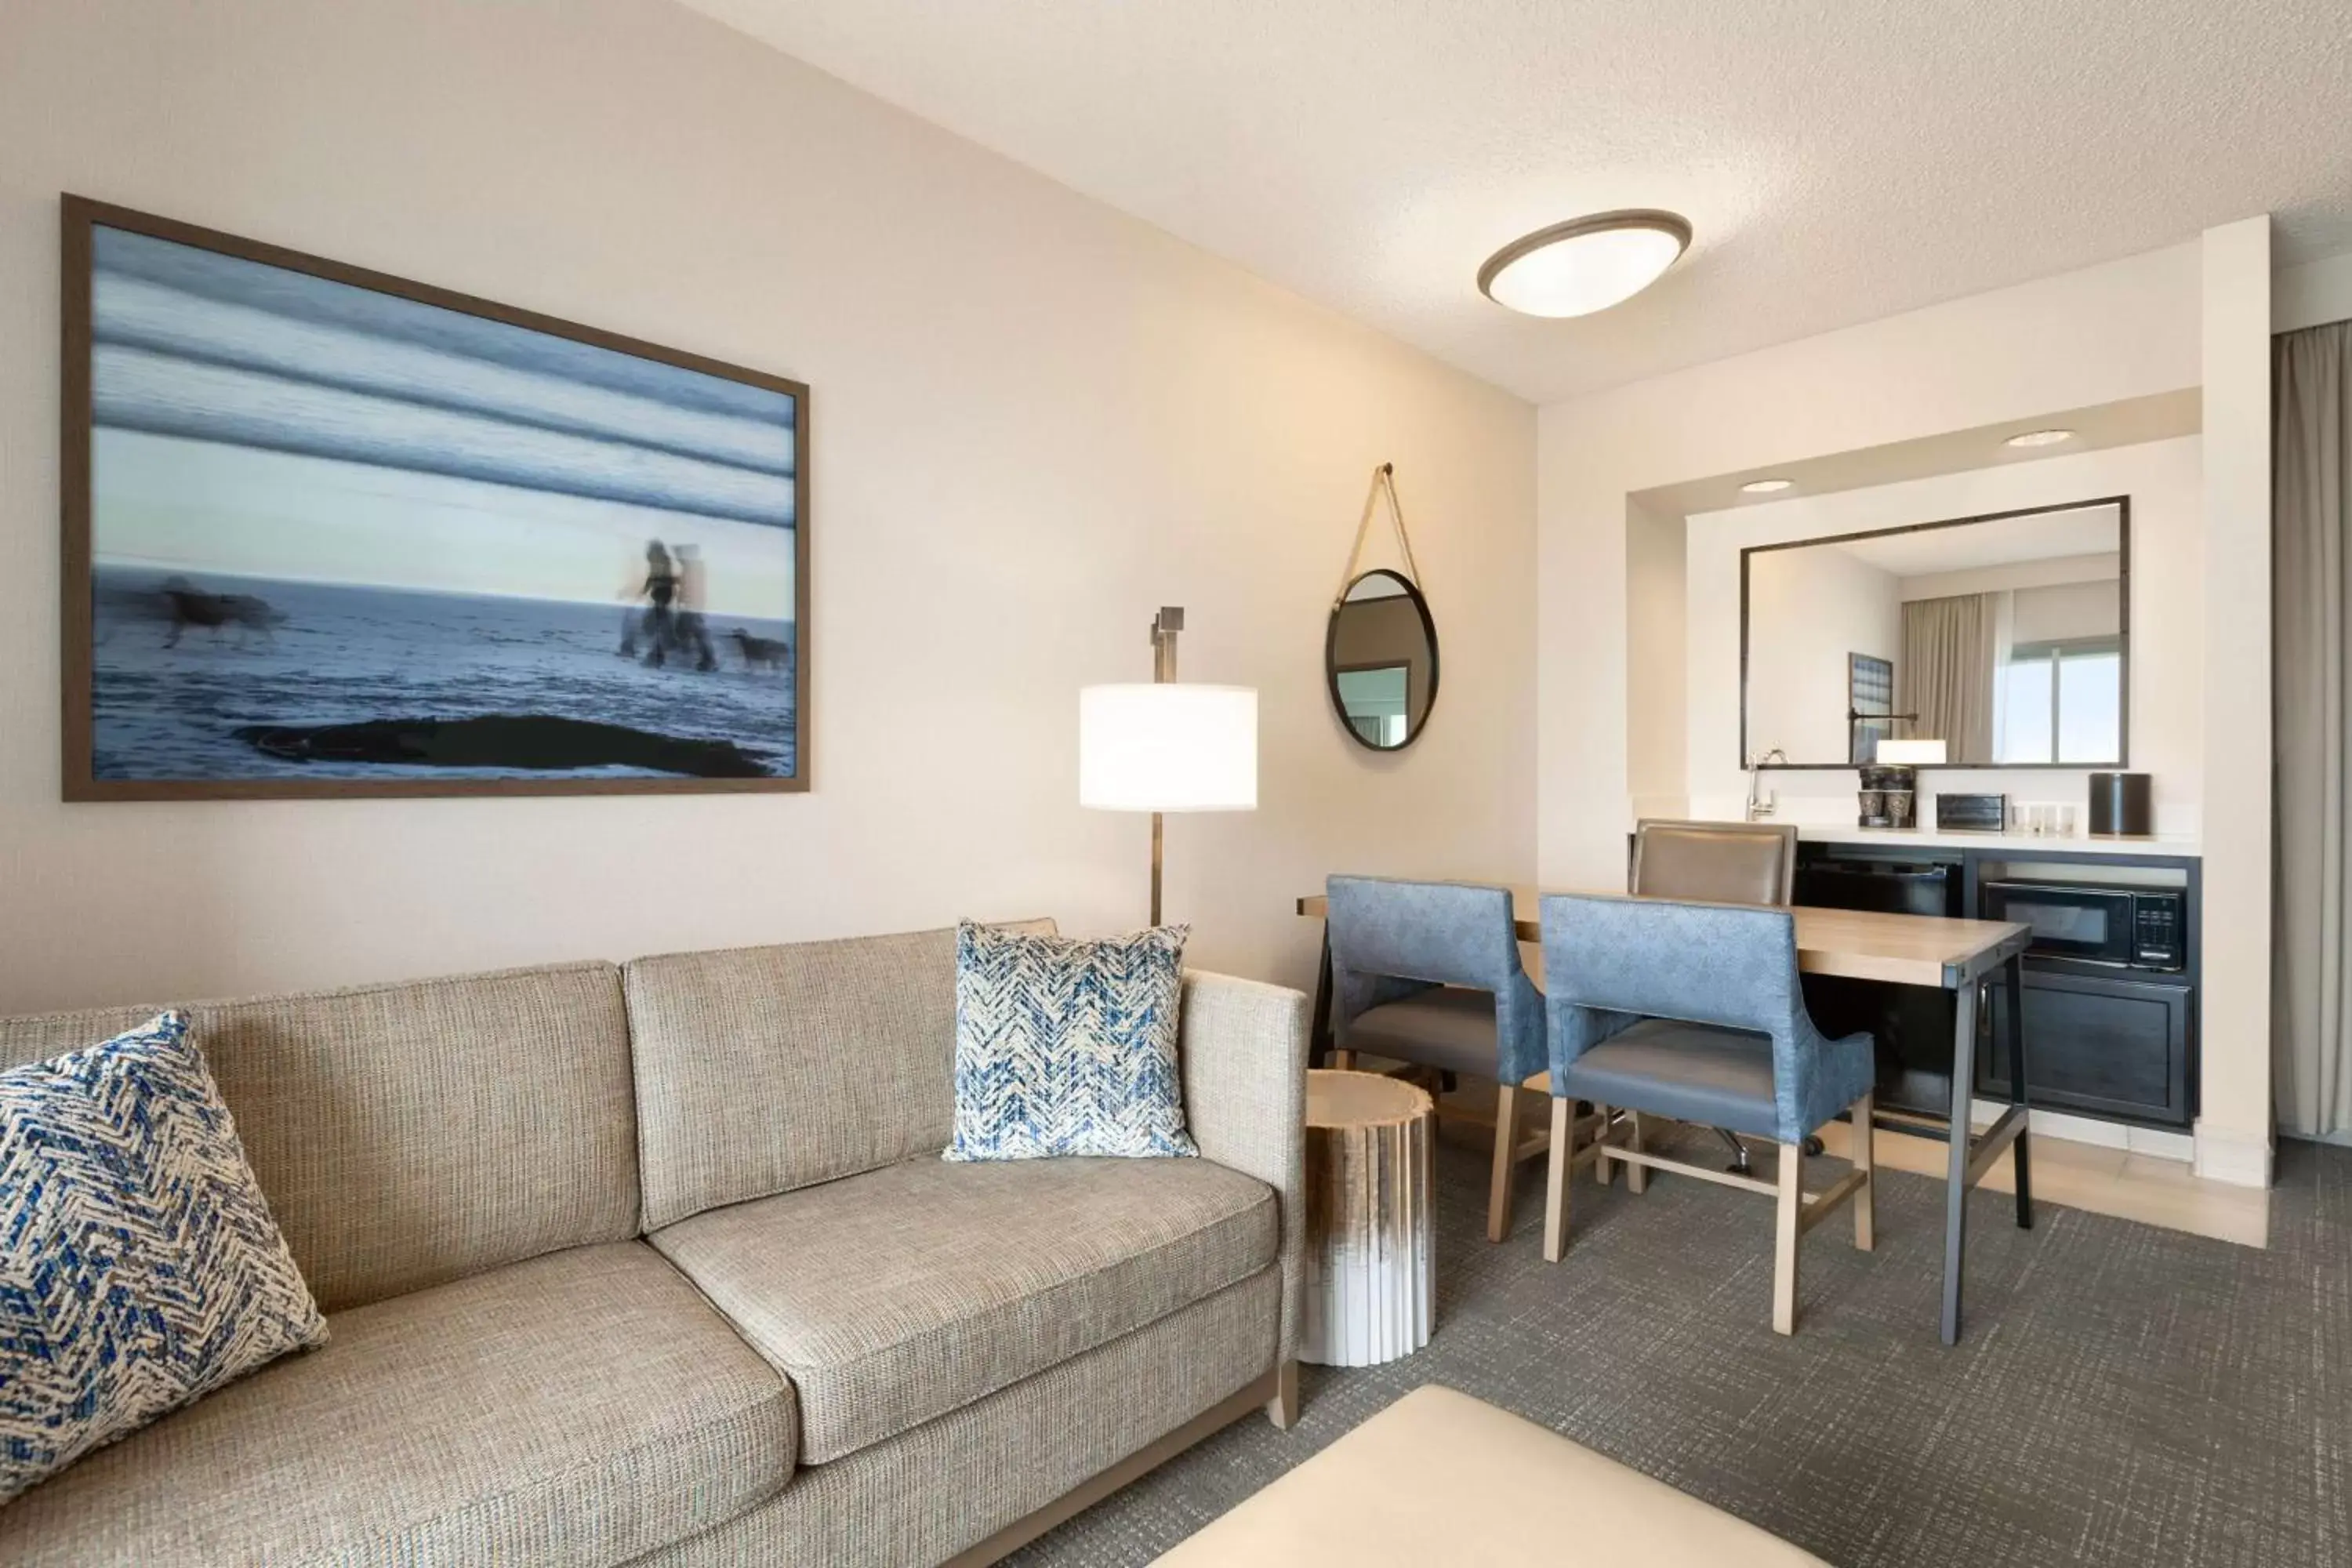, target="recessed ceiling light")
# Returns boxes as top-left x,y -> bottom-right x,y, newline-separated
1477,210 -> 1693,319
1740,478 -> 1795,495
2004,428 -> 2075,448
